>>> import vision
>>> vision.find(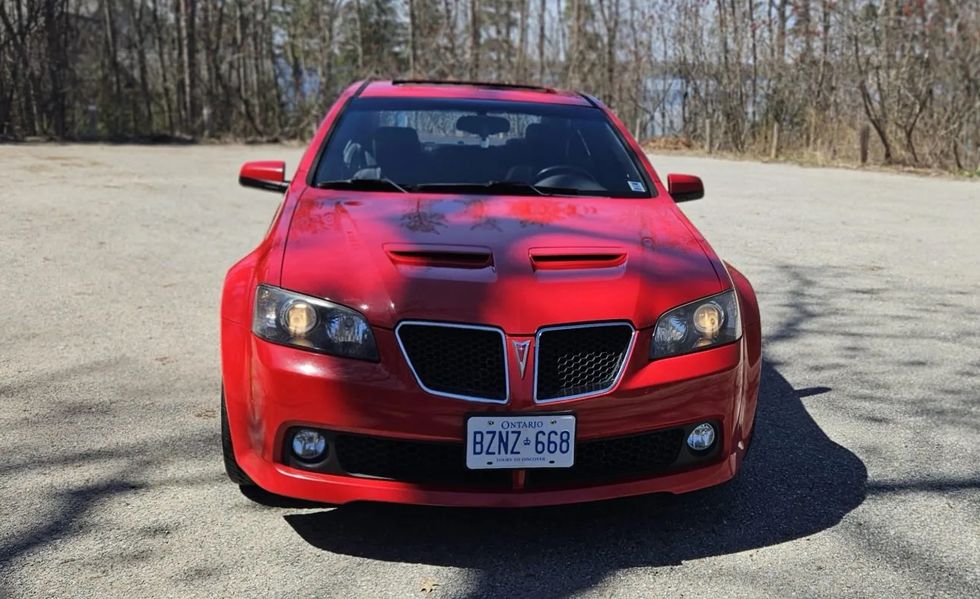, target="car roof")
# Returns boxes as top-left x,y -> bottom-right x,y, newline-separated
358,80 -> 595,107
